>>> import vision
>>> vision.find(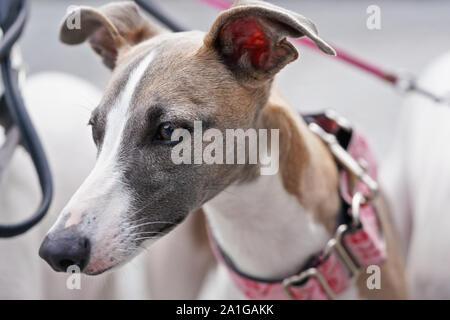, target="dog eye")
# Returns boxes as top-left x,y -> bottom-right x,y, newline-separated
157,122 -> 177,142
87,118 -> 95,127
87,117 -> 102,146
